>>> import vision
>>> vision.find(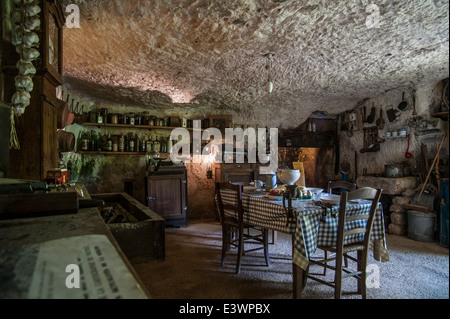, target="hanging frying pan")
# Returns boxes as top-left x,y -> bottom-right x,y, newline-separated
397,92 -> 409,111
